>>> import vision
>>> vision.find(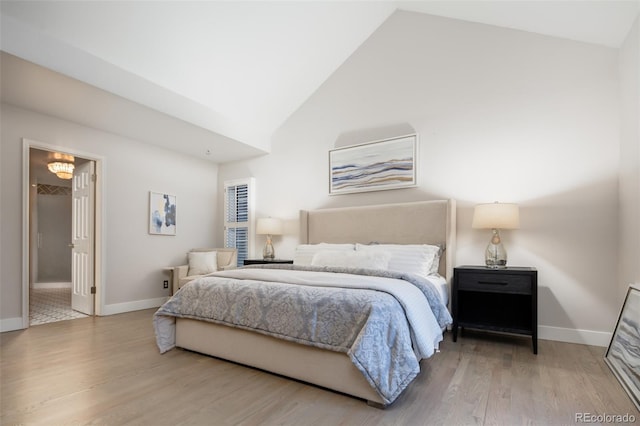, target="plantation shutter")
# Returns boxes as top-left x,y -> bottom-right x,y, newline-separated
224,178 -> 254,266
